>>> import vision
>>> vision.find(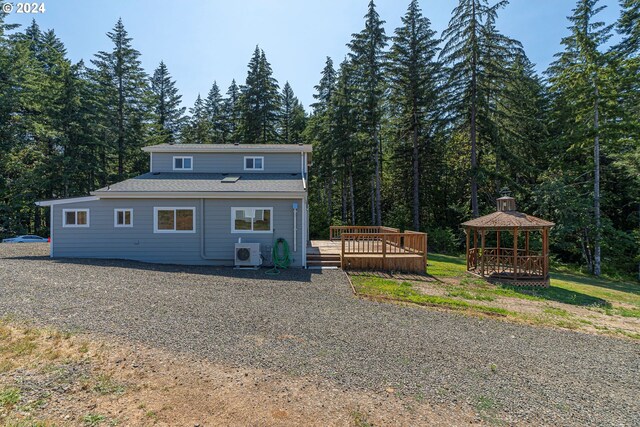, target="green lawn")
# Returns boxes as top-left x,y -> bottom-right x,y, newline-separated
351,253 -> 640,339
